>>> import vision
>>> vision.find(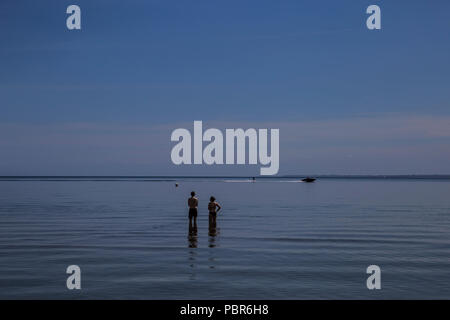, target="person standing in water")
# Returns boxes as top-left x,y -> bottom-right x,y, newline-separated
188,191 -> 198,227
208,196 -> 221,224
207,196 -> 221,244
